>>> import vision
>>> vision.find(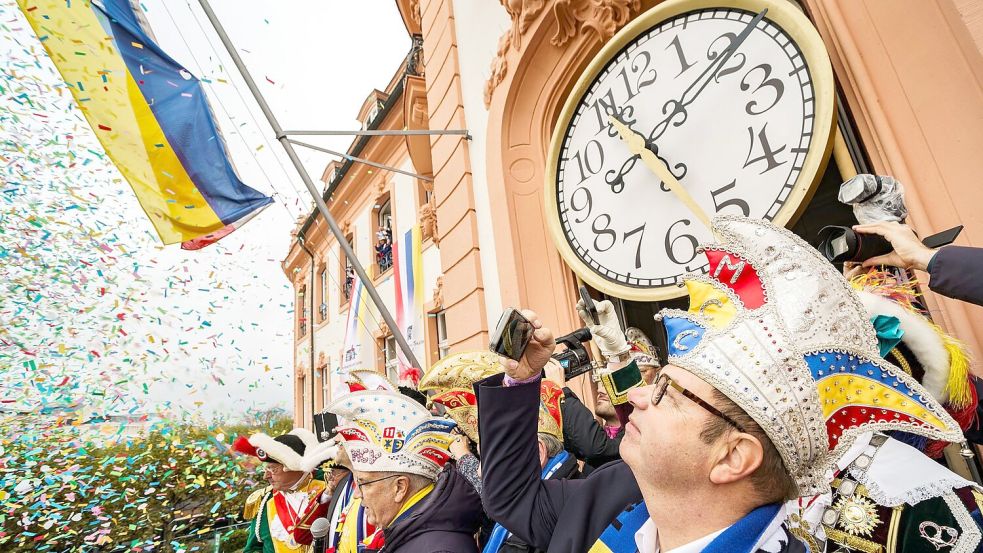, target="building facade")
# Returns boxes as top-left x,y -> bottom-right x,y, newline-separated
285,0 -> 983,429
